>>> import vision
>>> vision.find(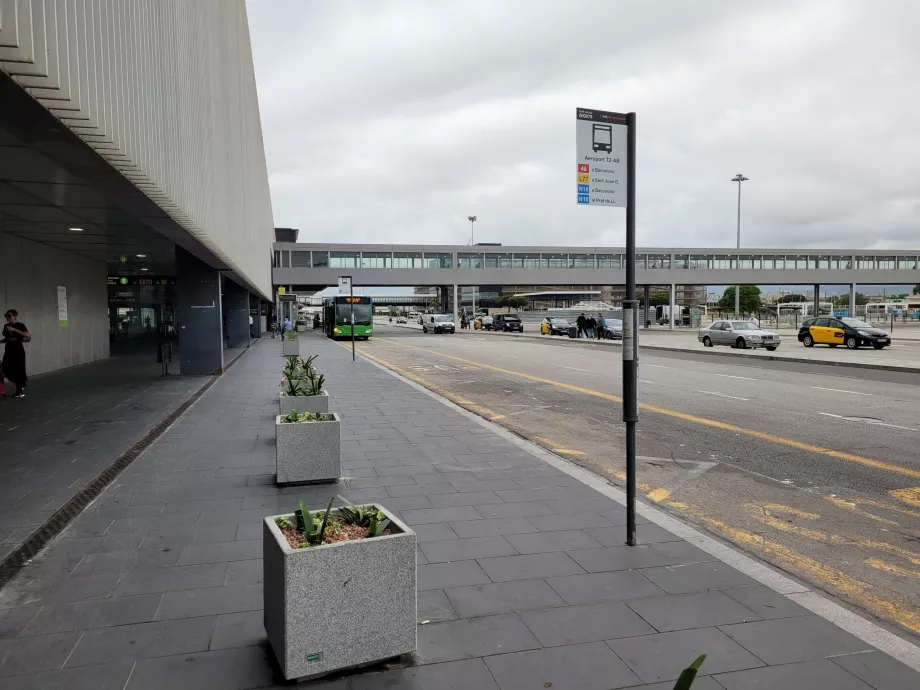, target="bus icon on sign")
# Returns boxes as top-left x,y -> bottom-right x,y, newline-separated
592,124 -> 612,153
